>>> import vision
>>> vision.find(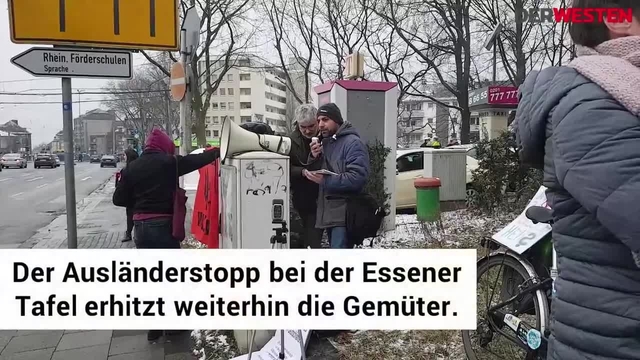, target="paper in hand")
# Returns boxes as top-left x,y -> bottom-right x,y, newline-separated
313,169 -> 339,176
